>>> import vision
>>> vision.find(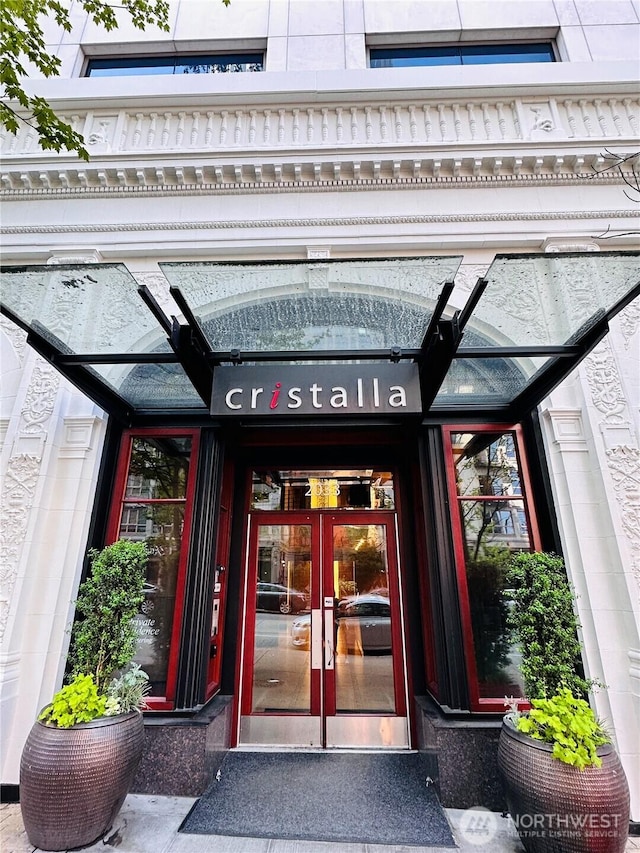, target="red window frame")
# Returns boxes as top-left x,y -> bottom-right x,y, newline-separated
442,423 -> 541,712
205,457 -> 234,700
106,428 -> 200,711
